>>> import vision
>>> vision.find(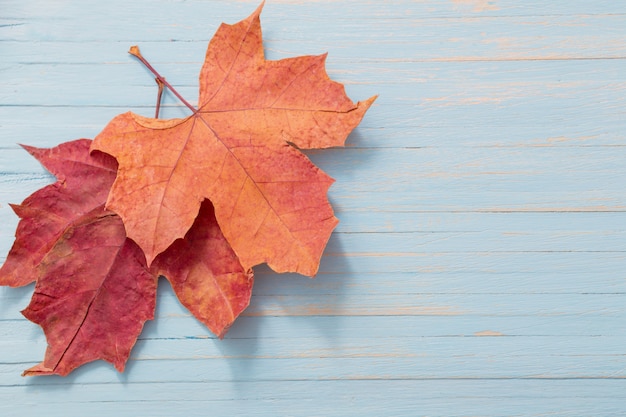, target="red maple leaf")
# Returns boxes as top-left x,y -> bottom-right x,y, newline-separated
0,139 -> 154,375
0,140 -> 117,287
152,200 -> 254,338
21,212 -> 156,376
91,3 -> 376,276
2,140 -> 252,375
